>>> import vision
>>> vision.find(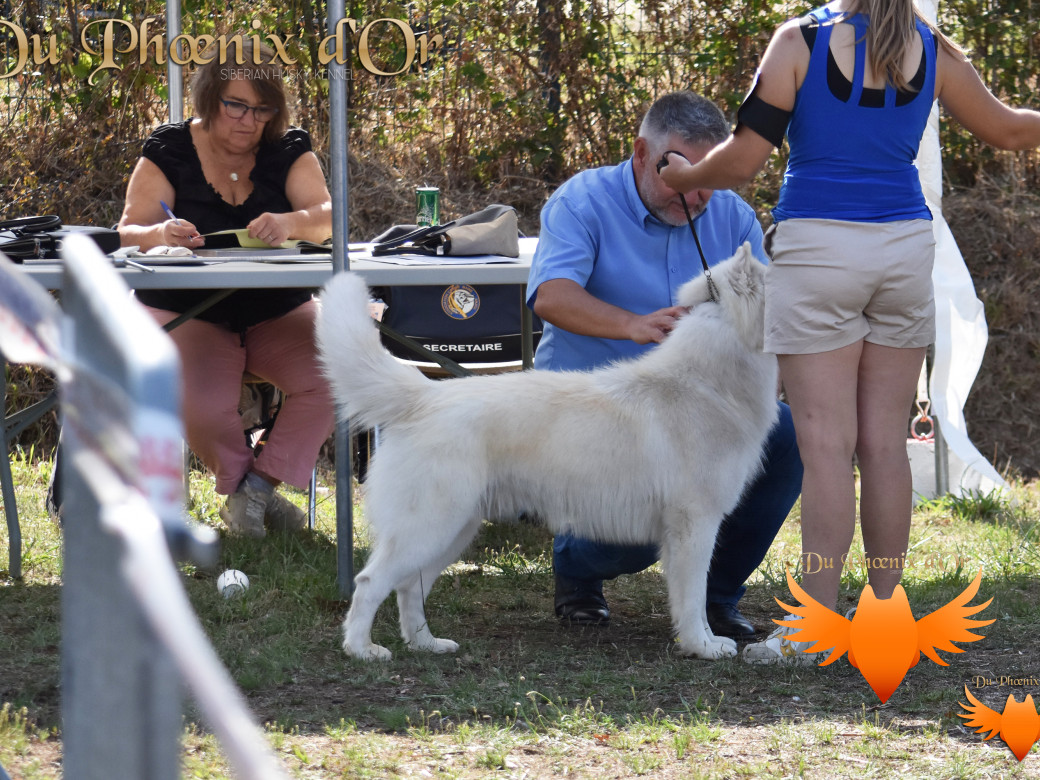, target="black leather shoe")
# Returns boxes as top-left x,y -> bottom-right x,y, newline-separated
554,575 -> 610,626
706,602 -> 756,638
